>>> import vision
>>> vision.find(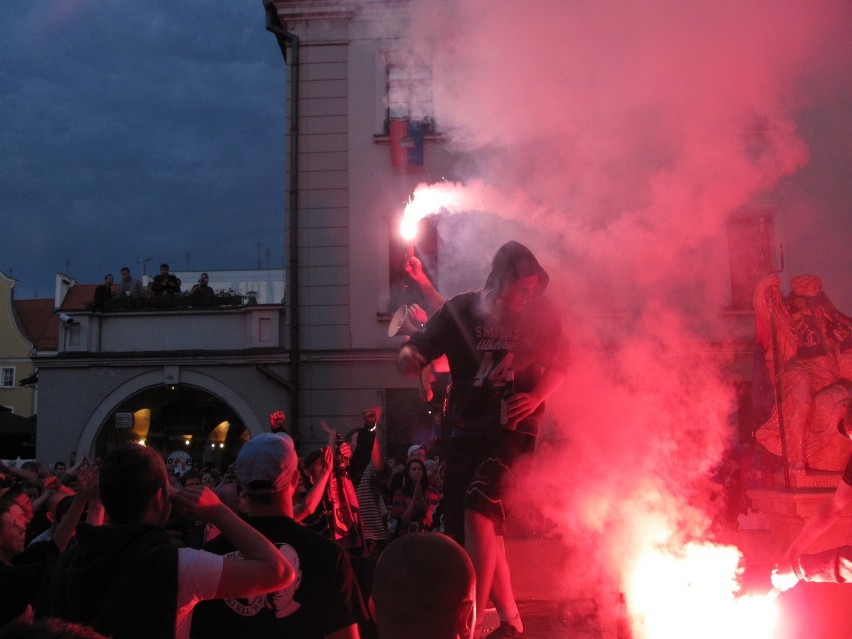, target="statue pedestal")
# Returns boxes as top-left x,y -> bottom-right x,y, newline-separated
747,481 -> 852,560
